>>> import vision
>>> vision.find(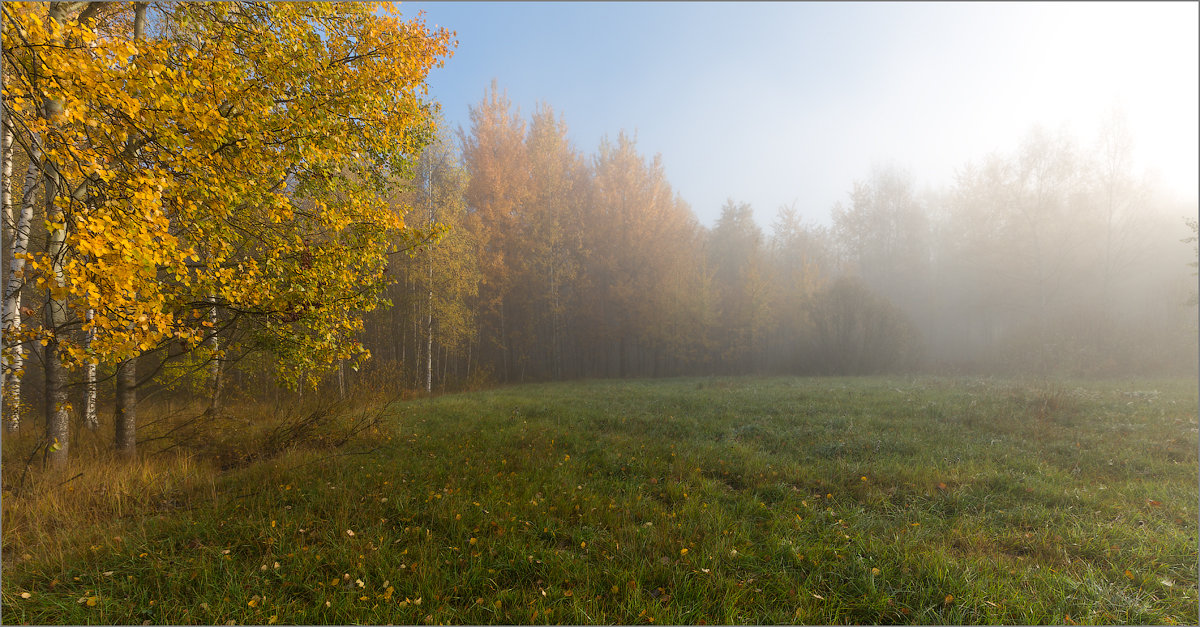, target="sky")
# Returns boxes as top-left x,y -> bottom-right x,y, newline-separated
404,1 -> 1199,228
